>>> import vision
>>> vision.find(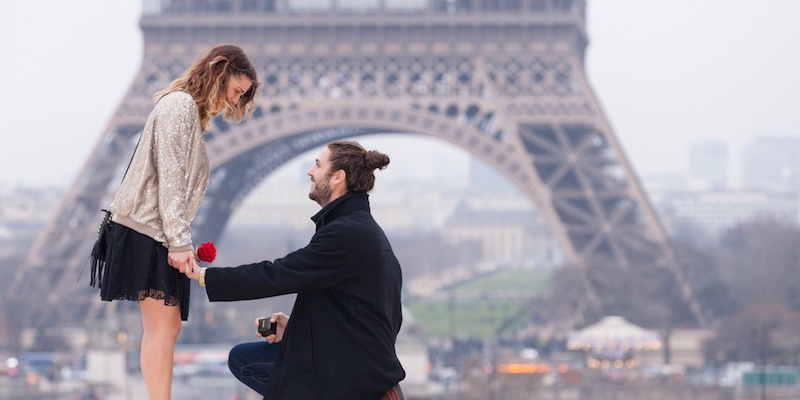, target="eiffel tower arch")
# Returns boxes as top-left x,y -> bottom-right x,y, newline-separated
7,0 -> 707,334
